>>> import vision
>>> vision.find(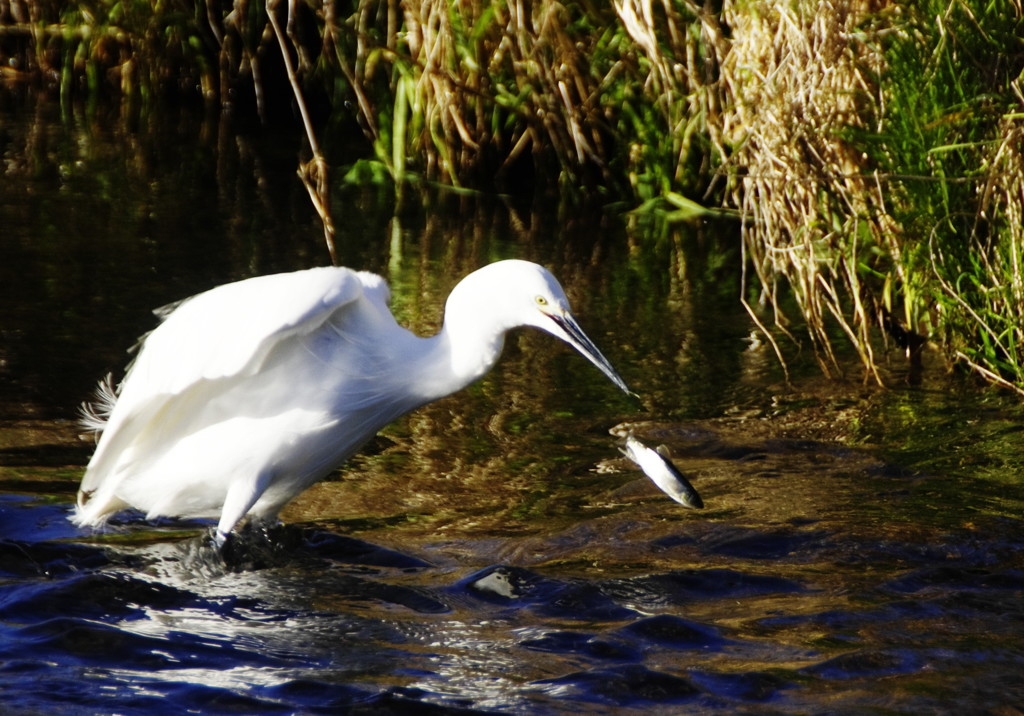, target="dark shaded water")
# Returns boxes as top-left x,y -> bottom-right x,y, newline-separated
3,98 -> 1024,714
